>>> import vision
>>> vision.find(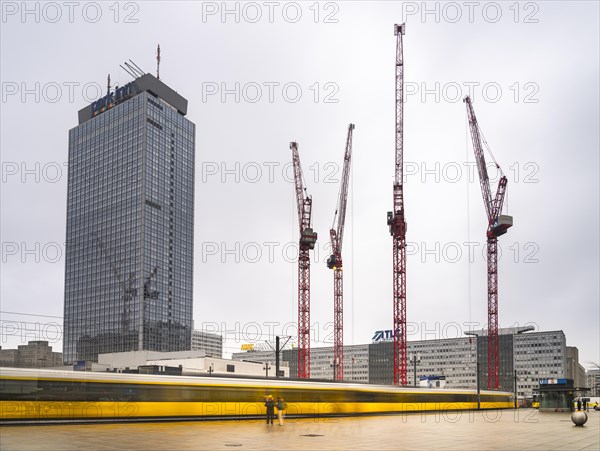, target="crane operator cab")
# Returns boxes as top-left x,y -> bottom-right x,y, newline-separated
327,254 -> 340,270
491,215 -> 513,237
300,228 -> 318,250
